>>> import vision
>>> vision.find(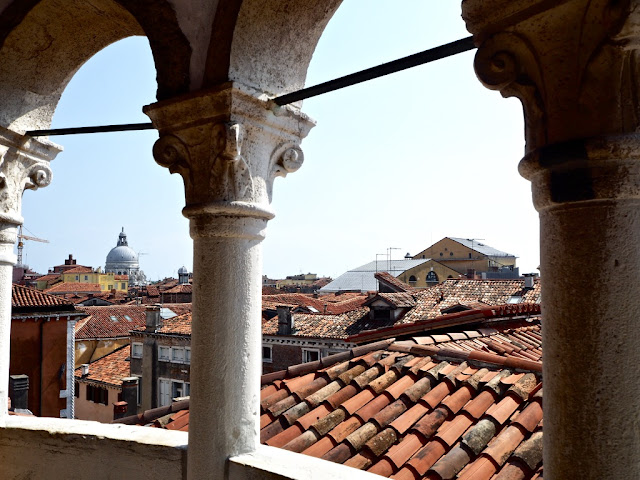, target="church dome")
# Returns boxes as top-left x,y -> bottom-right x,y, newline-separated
106,245 -> 138,264
106,228 -> 139,266
178,266 -> 189,274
